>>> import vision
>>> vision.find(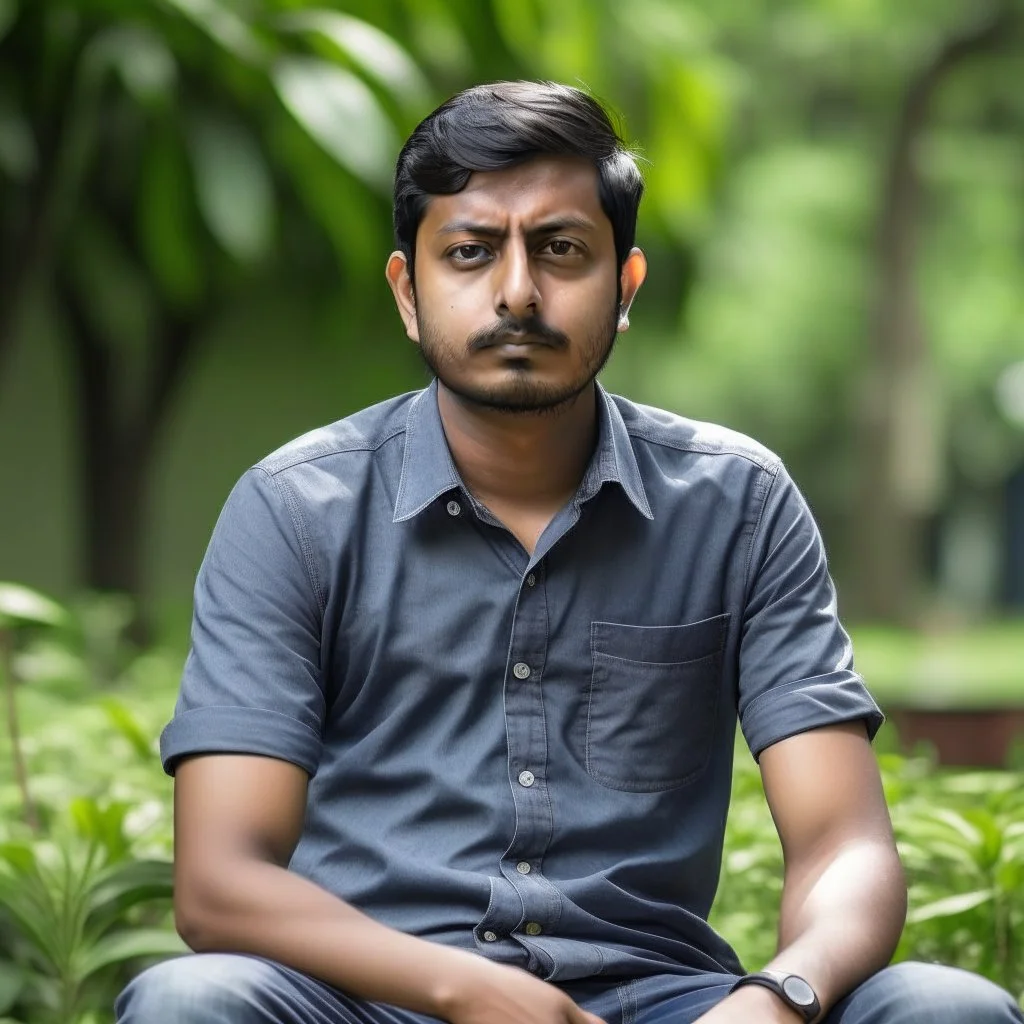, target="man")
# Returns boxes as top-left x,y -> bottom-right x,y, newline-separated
116,82 -> 1022,1023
